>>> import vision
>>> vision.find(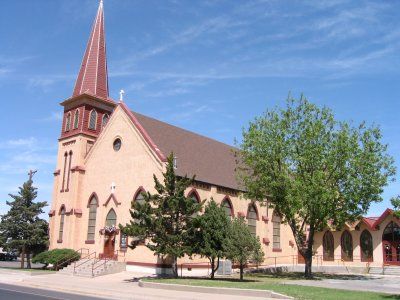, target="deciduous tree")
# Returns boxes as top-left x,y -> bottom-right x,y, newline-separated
238,96 -> 395,278
224,217 -> 264,281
